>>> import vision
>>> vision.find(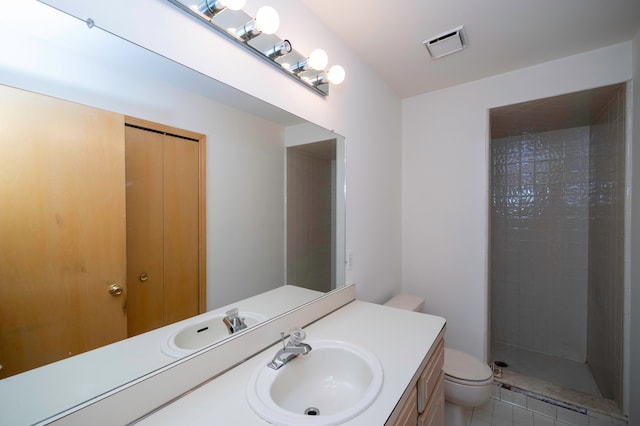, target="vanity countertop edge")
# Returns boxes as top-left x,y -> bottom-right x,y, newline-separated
135,300 -> 447,425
